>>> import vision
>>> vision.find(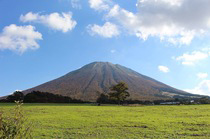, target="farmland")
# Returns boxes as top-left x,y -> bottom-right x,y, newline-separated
0,103 -> 210,139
